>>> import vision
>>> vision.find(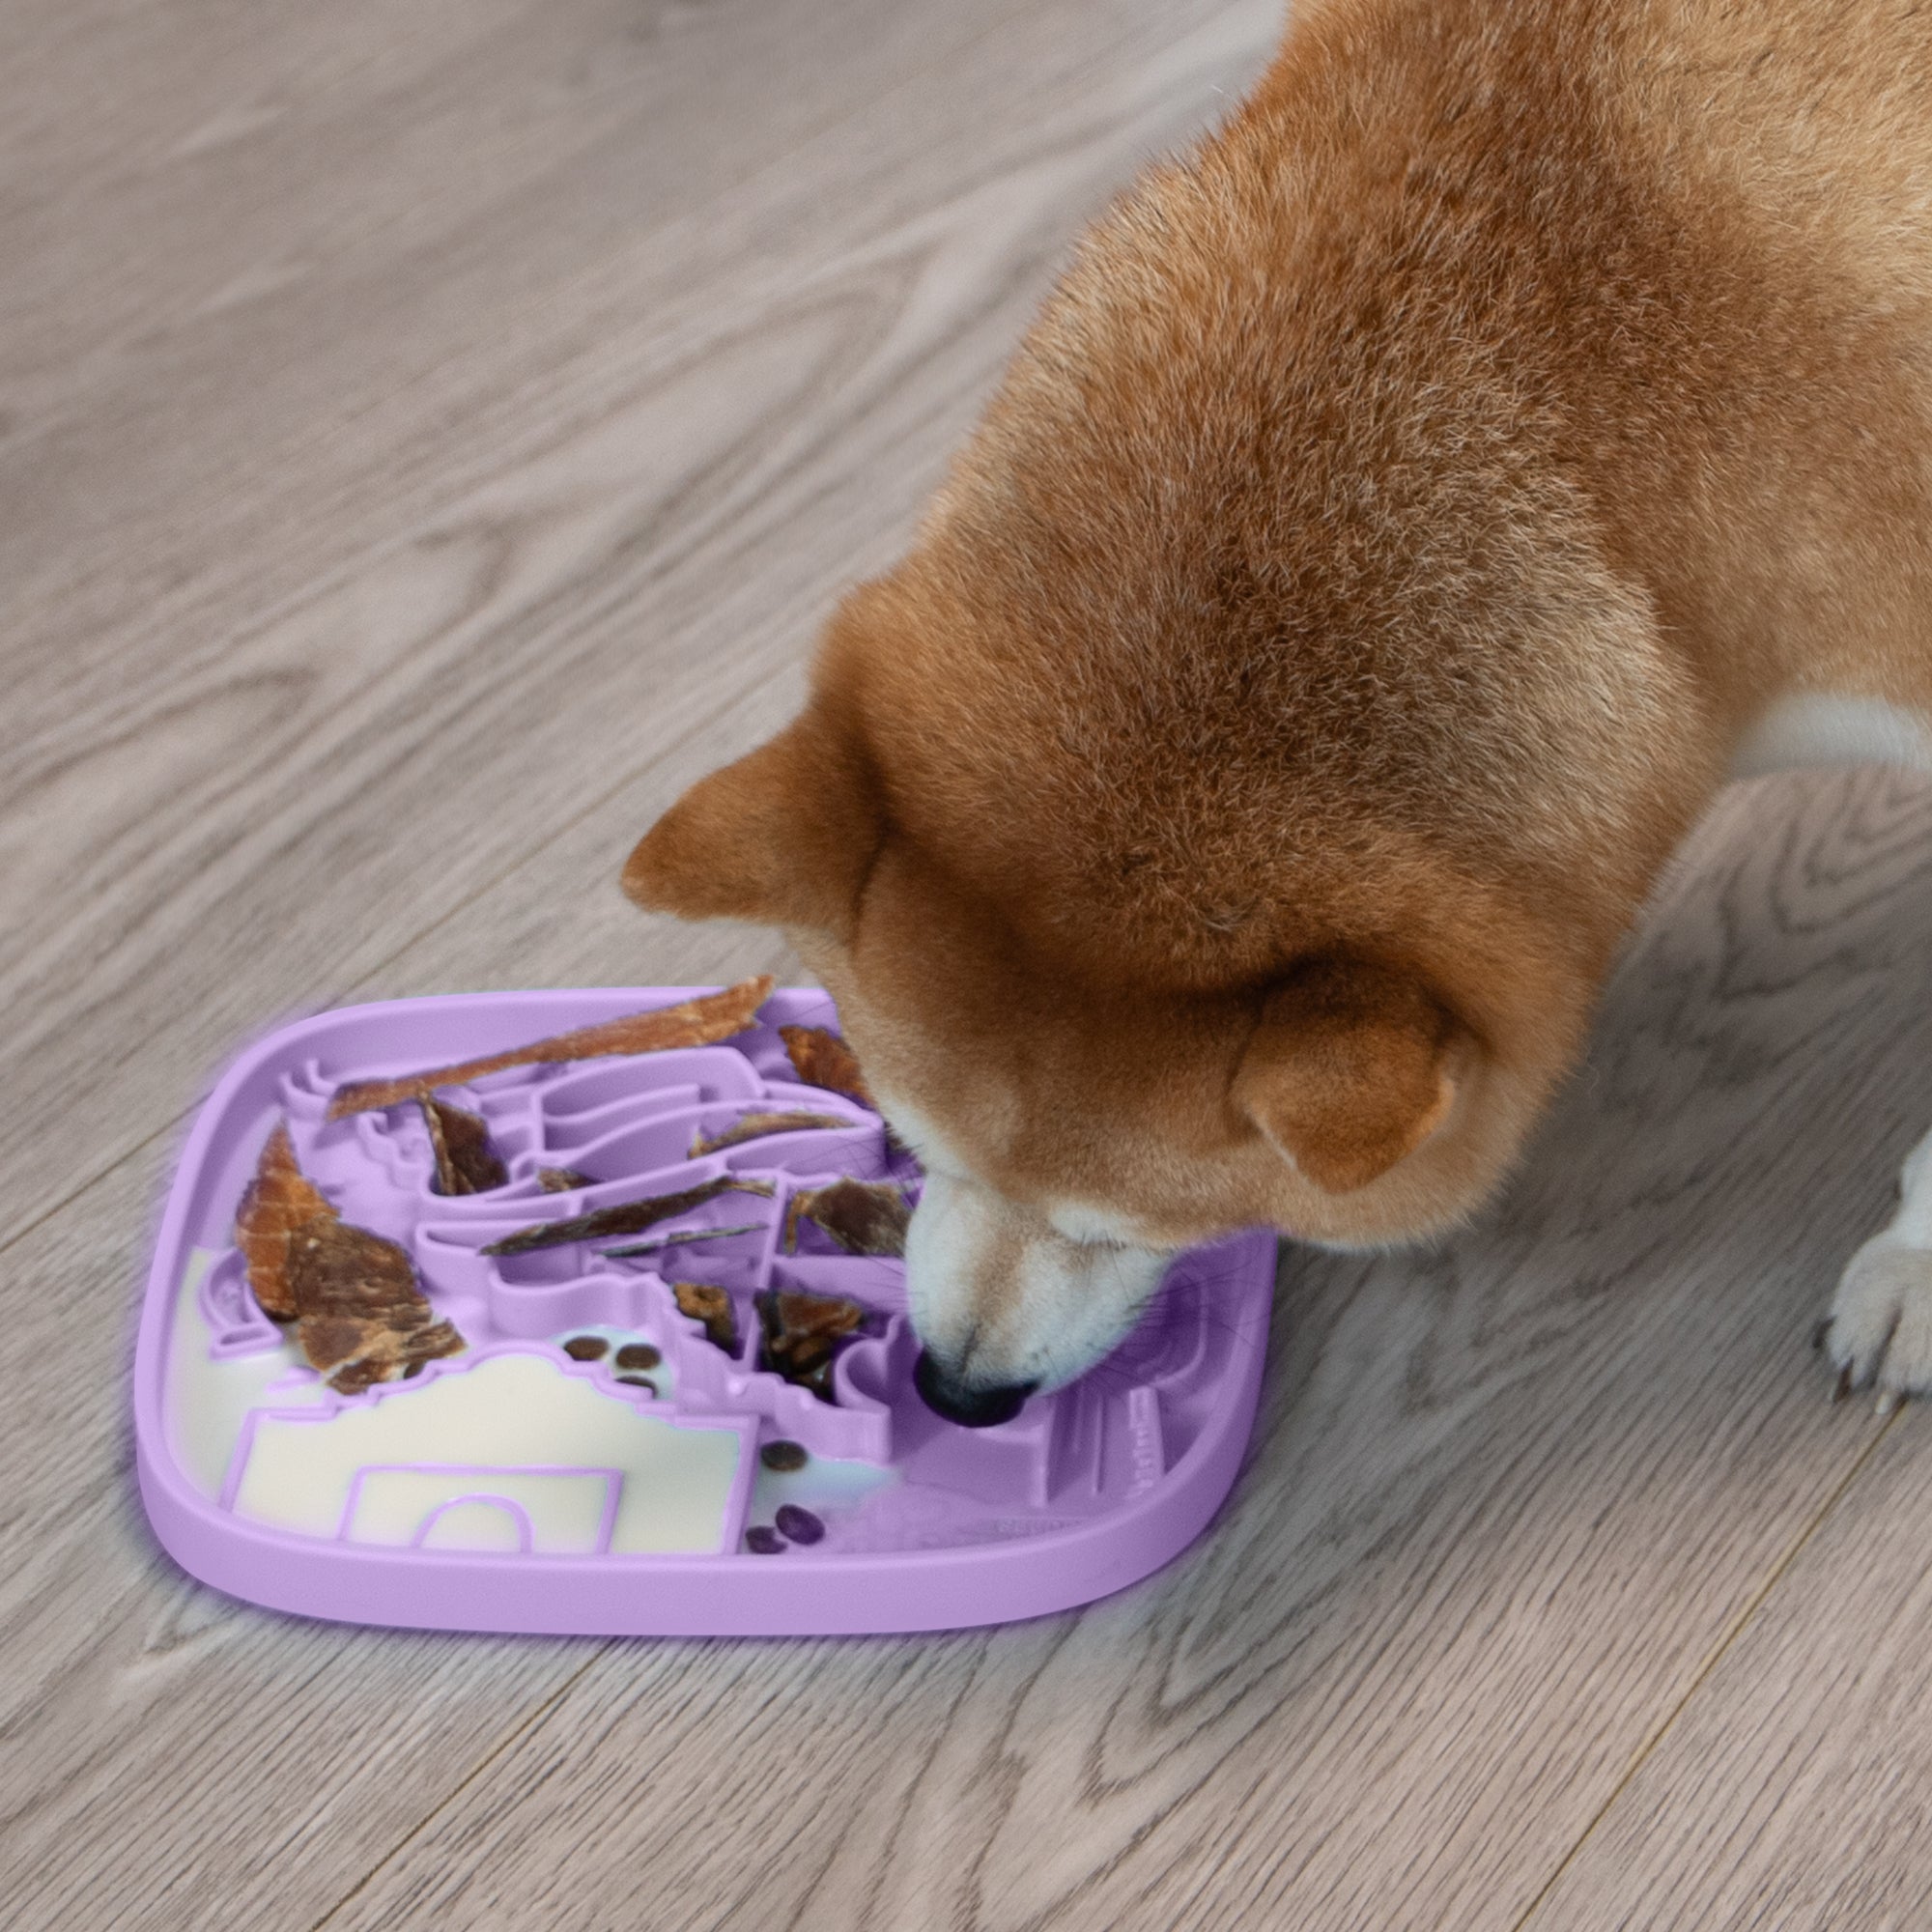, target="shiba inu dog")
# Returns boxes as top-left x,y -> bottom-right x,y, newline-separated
626,0 -> 1932,1423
